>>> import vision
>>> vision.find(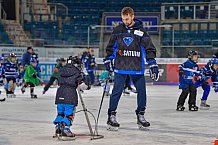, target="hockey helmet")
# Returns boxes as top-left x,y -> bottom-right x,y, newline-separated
210,55 -> 218,65
9,53 -> 16,57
